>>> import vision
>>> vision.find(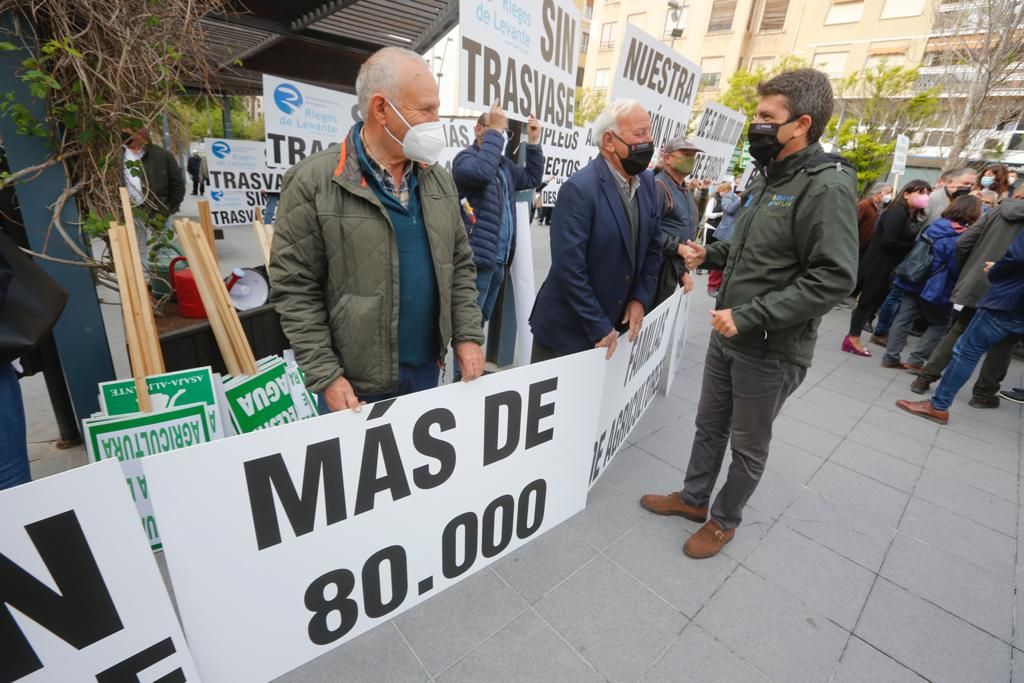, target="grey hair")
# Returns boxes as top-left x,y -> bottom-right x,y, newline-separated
756,68 -> 834,143
947,166 -> 978,182
592,99 -> 645,146
869,181 -> 892,196
355,46 -> 429,119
